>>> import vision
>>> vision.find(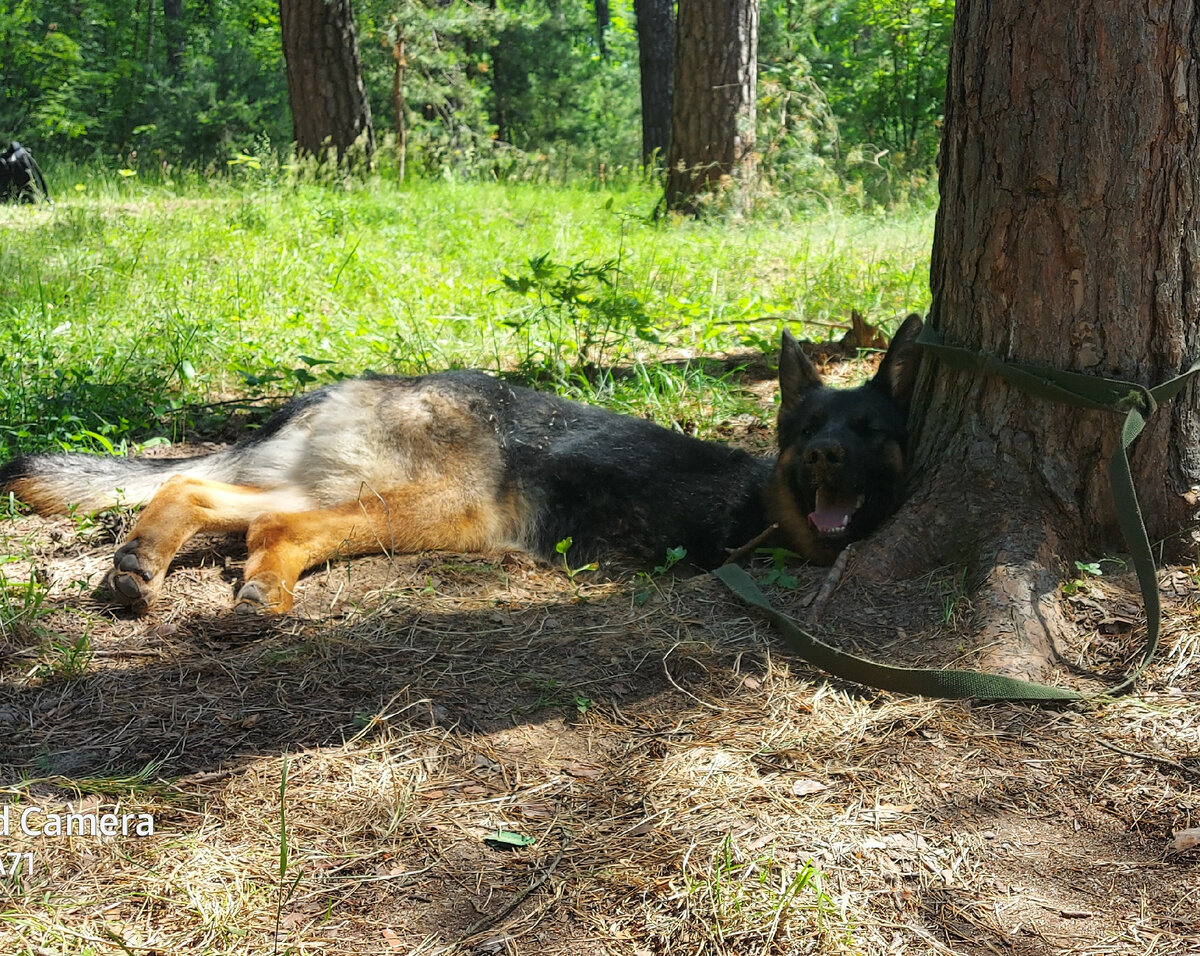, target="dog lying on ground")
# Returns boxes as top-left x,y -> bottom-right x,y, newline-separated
0,316 -> 921,614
